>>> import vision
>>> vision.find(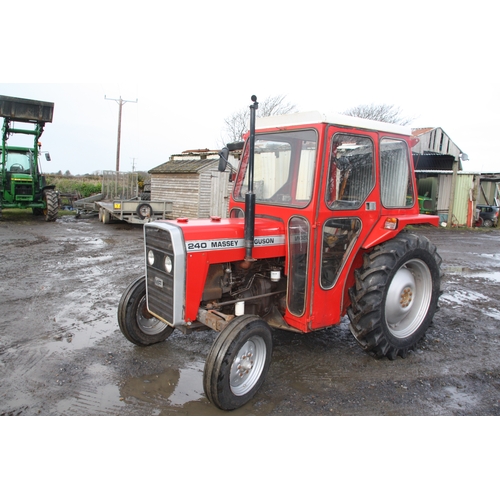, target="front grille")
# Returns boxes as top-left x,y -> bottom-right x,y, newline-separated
15,184 -> 32,196
145,223 -> 185,326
